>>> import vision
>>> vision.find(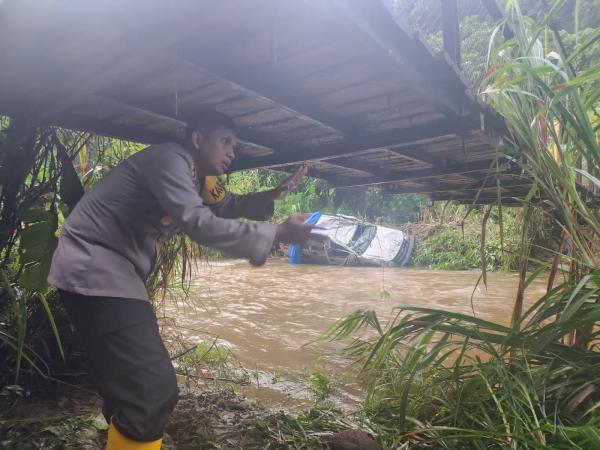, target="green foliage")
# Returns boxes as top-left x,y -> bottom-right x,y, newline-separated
18,208 -> 58,292
226,169 -> 333,220
334,189 -> 422,224
274,178 -> 331,220
413,224 -> 481,270
173,338 -> 253,387
459,15 -> 498,85
508,0 -> 600,31
483,0 -> 600,270
193,340 -> 232,366
305,371 -> 333,401
226,169 -> 423,224
146,234 -> 206,302
43,413 -> 108,442
0,121 -> 145,385
0,412 -> 108,449
0,123 -> 67,383
313,2 -> 600,448
413,206 -> 523,271
392,0 -> 600,87
559,26 -> 600,75
379,289 -> 391,300
320,273 -> 600,448
225,405 -> 366,449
